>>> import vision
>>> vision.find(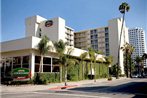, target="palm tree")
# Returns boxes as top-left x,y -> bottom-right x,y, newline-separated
128,45 -> 134,78
121,43 -> 134,77
88,48 -> 95,80
142,53 -> 147,60
64,48 -> 74,86
93,51 -> 103,82
80,52 -> 88,80
135,56 -> 142,76
53,40 -> 68,83
105,56 -> 113,79
73,59 -> 80,80
117,2 -> 130,78
38,36 -> 51,72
